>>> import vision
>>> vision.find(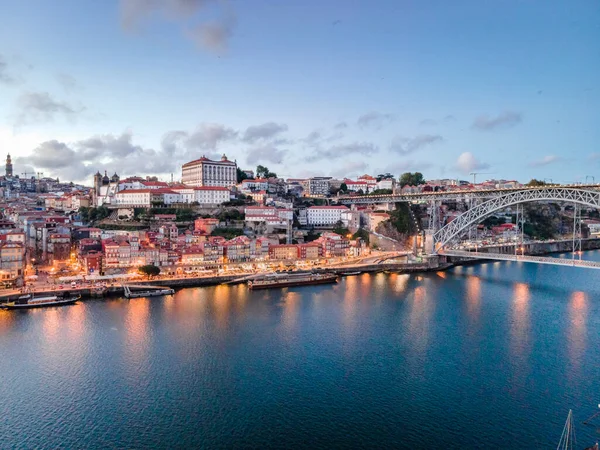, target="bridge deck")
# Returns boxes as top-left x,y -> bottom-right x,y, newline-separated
441,250 -> 600,269
331,184 -> 600,204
